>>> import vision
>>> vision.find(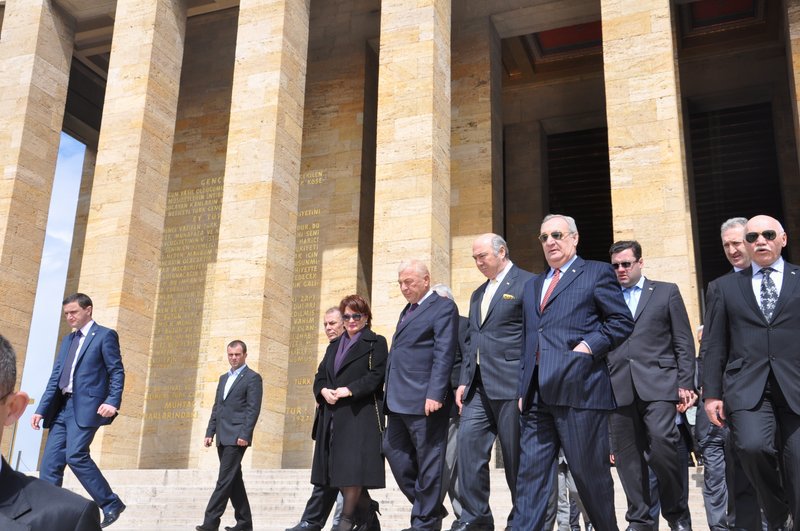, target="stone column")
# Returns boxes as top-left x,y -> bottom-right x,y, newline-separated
450,16 -> 503,308
77,0 -> 186,468
783,0 -> 800,245
601,0 -> 700,322
0,0 -> 73,380
200,0 -> 310,469
371,0 -> 452,337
